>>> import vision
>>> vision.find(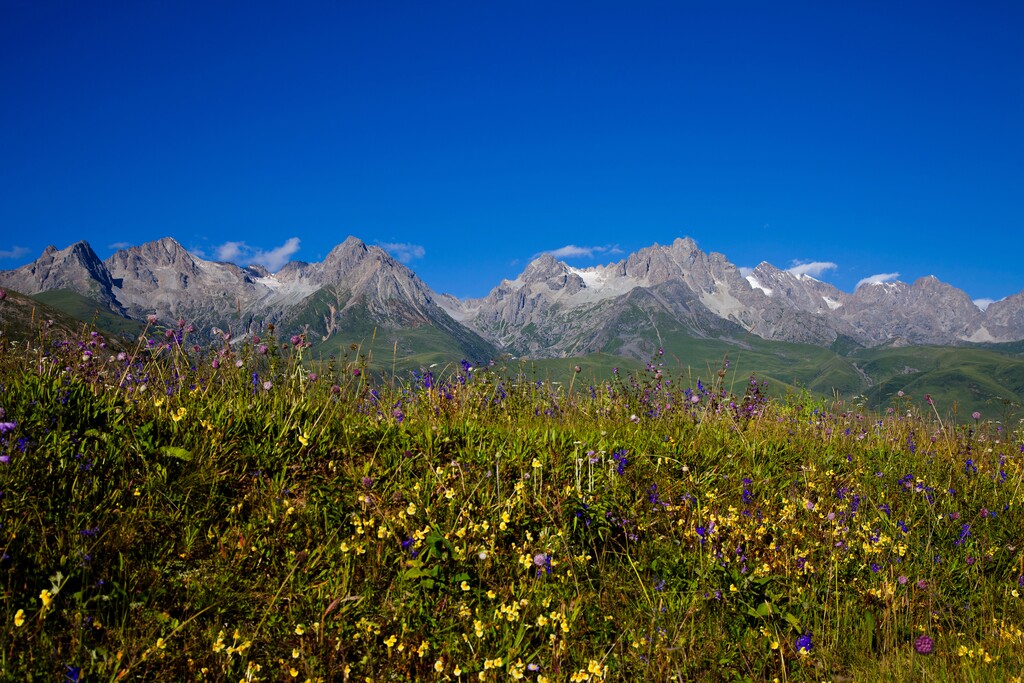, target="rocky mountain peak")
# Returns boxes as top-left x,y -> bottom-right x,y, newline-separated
517,254 -> 586,294
0,241 -> 124,314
